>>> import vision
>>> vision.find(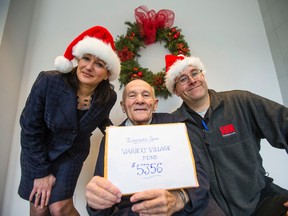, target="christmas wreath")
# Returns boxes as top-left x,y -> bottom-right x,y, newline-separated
115,6 -> 191,99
